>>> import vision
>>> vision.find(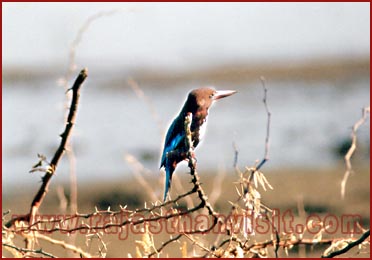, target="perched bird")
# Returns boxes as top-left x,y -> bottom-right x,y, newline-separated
160,87 -> 237,201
